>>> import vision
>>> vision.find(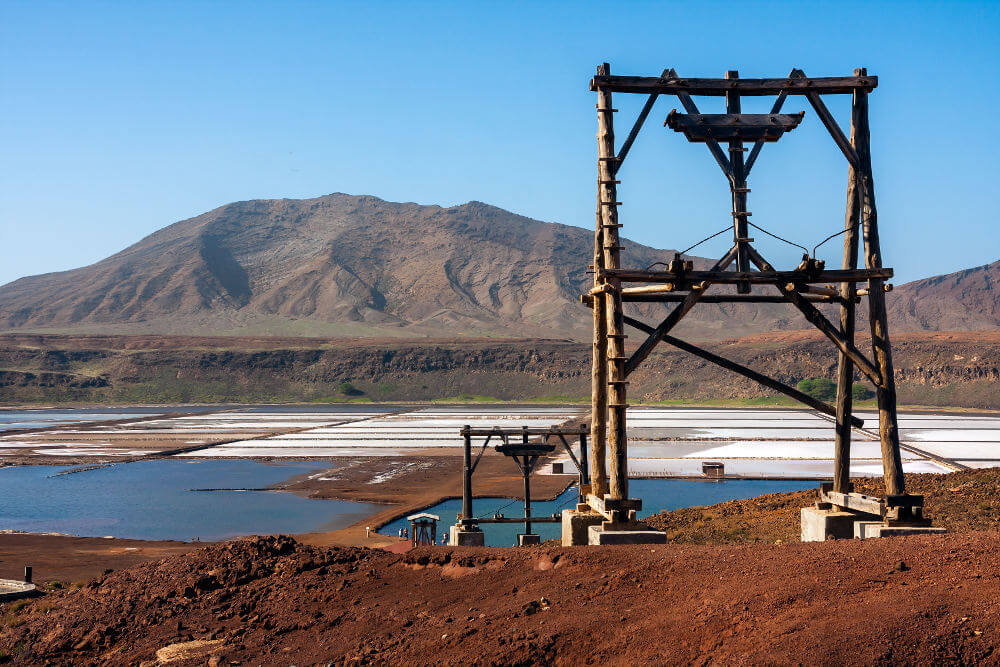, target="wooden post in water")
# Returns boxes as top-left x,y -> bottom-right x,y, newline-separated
832,69 -> 864,495
596,62 -> 628,501
462,425 -> 473,524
